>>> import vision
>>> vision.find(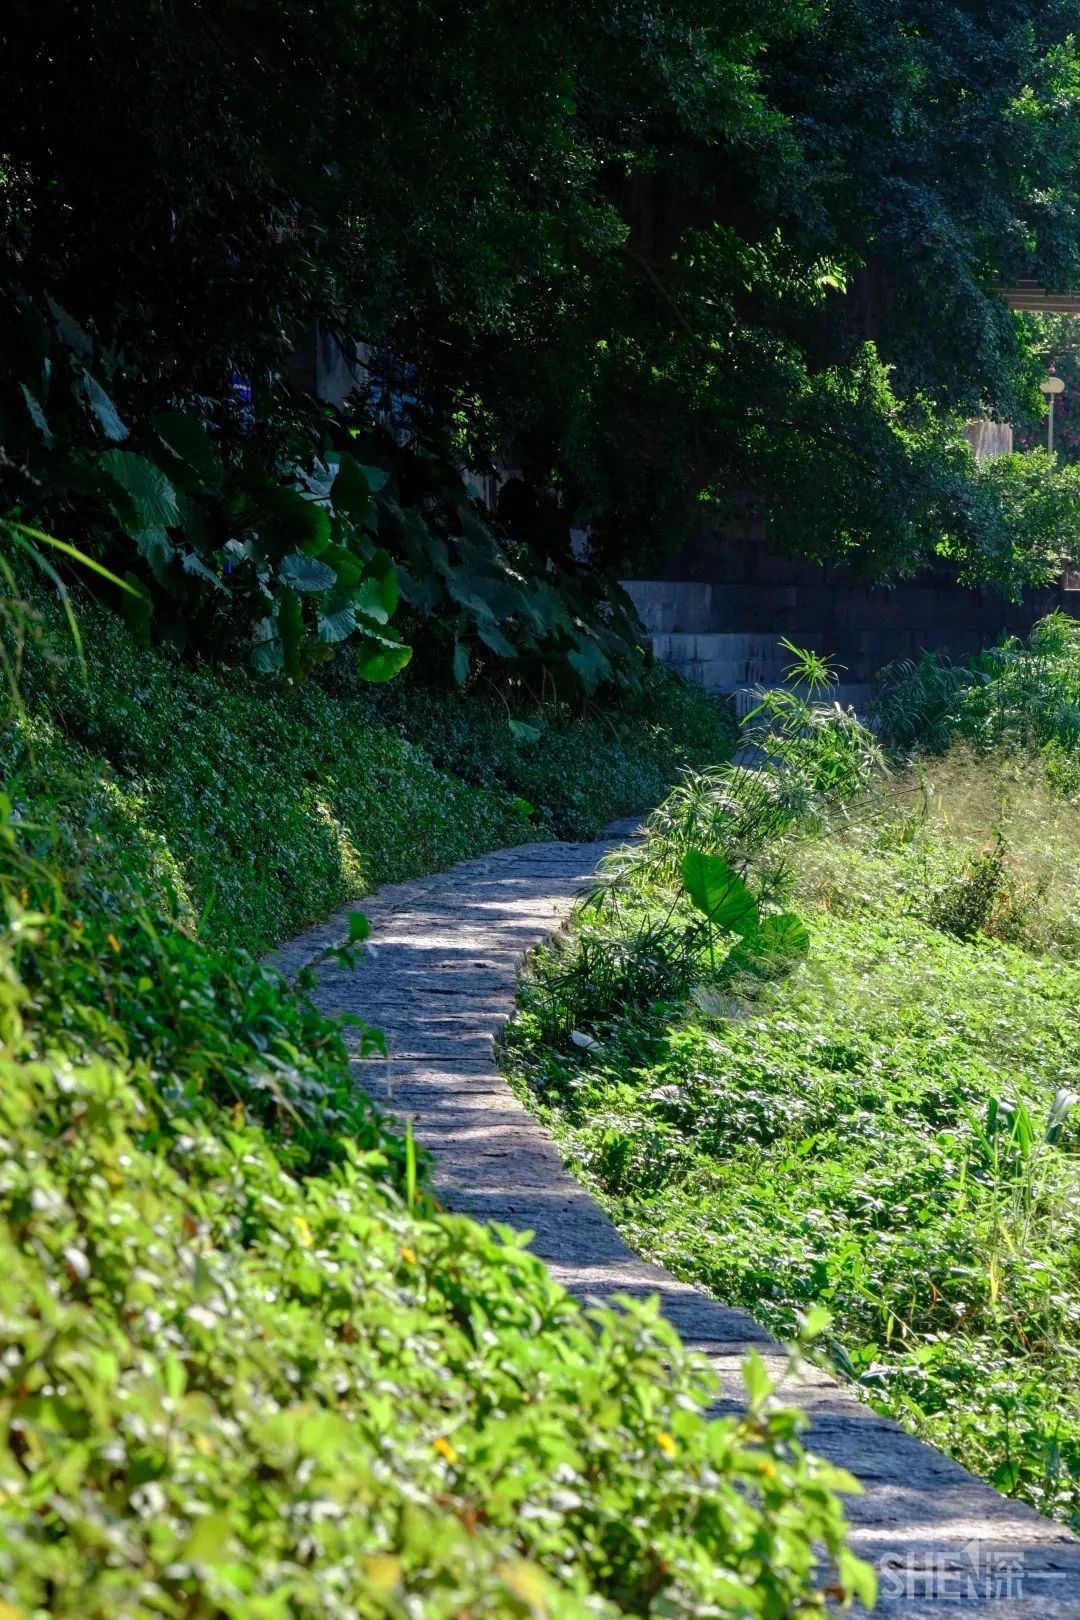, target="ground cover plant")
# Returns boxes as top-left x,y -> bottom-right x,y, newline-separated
6,586 -> 735,954
507,643 -> 1080,1530
0,618 -> 871,1616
